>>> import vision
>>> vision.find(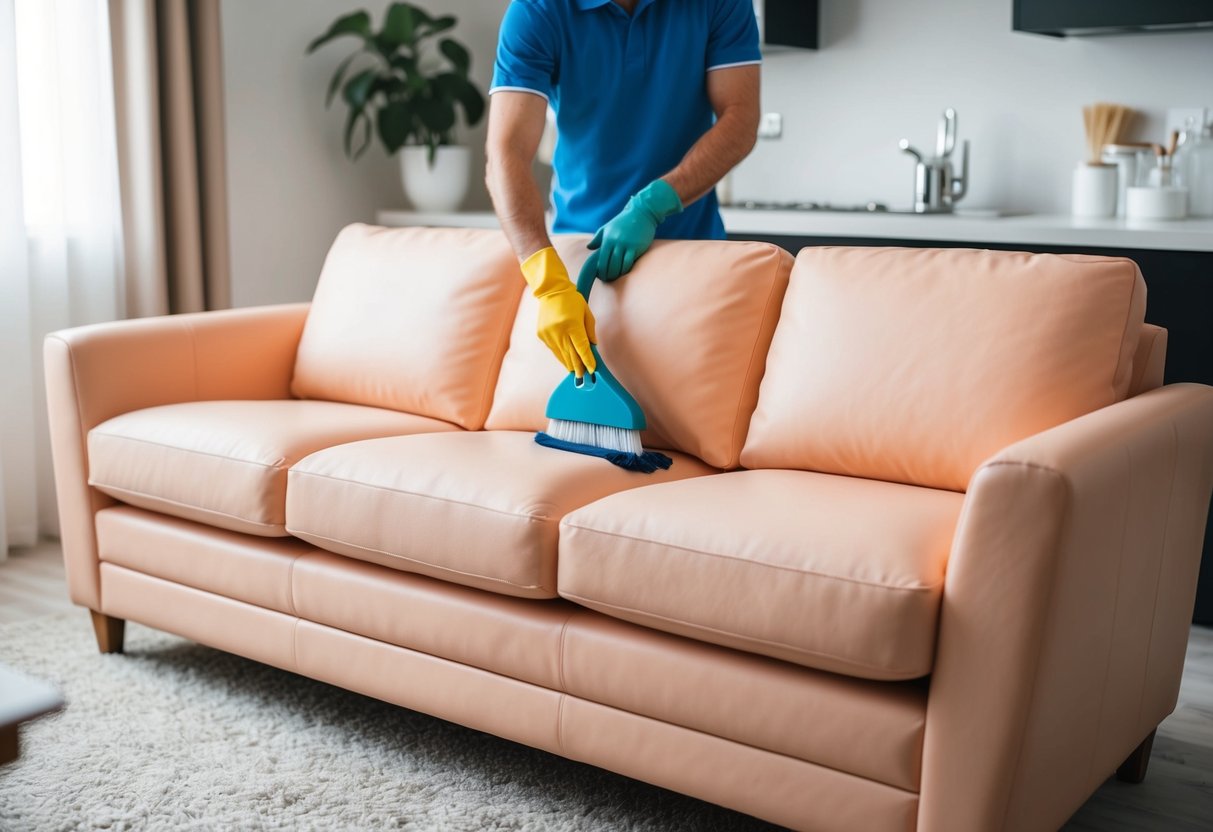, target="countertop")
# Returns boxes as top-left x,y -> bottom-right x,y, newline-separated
376,209 -> 1213,252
